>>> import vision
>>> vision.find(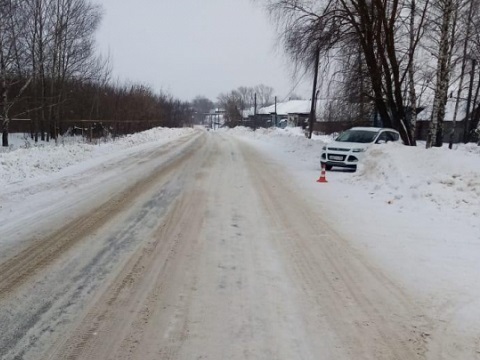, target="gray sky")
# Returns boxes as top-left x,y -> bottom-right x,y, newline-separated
95,0 -> 310,102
